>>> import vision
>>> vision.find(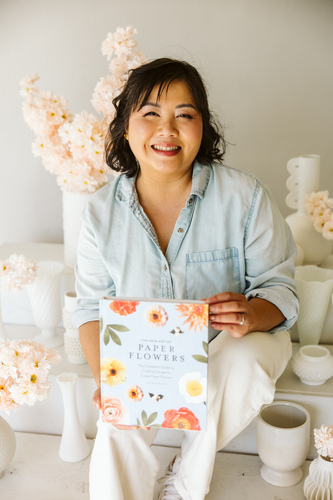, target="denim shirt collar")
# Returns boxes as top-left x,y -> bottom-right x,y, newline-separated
115,161 -> 211,206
